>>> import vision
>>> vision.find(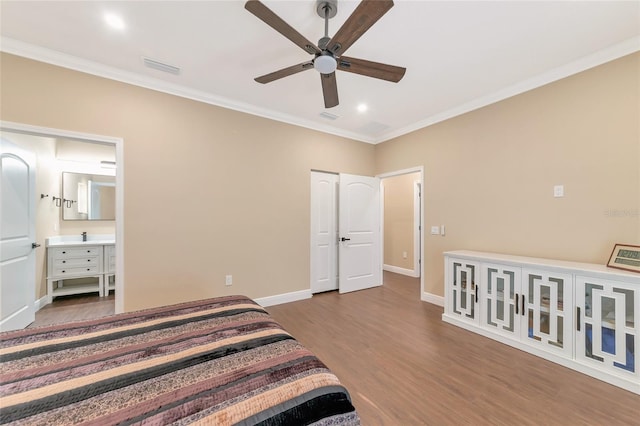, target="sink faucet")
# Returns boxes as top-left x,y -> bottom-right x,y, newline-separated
82,232 -> 87,242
